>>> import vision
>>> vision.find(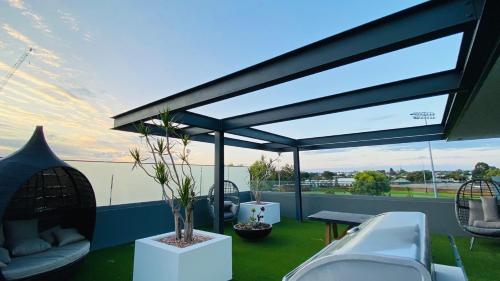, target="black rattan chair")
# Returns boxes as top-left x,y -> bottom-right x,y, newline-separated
207,180 -> 240,223
455,179 -> 500,250
0,127 -> 96,280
